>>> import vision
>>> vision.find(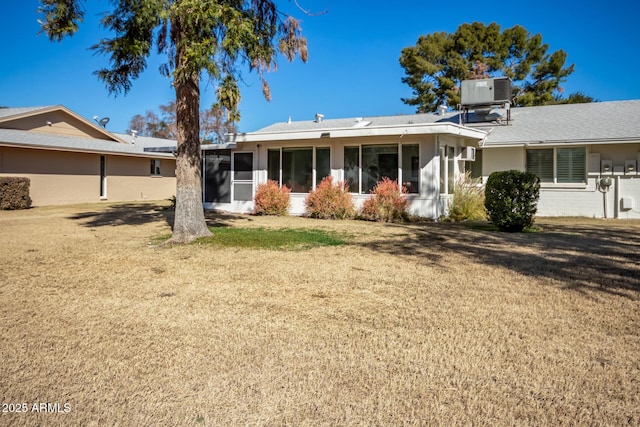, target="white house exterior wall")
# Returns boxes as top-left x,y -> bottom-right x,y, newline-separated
482,143 -> 640,219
